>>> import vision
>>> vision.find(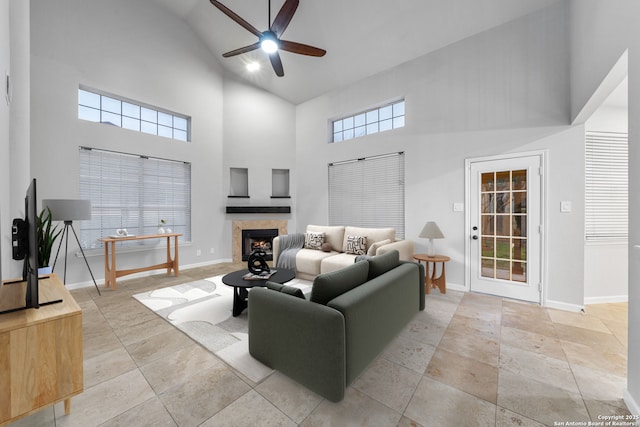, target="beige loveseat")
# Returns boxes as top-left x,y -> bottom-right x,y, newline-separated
272,225 -> 414,280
